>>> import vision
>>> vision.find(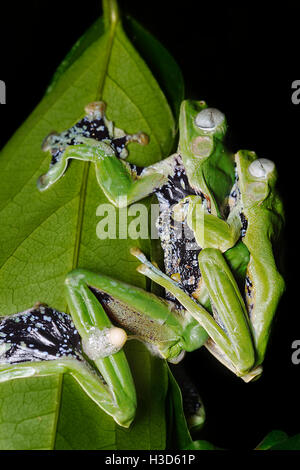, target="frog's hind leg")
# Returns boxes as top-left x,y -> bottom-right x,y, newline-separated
64,268 -> 208,364
64,271 -> 137,427
130,248 -> 239,369
0,304 -> 134,427
130,247 -> 258,379
198,248 -> 262,381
